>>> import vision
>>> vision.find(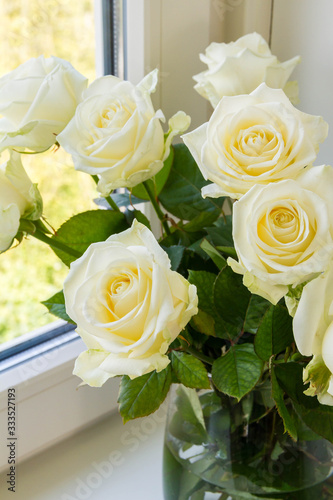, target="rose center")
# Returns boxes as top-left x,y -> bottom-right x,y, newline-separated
99,105 -> 117,128
271,208 -> 295,228
110,277 -> 131,296
268,207 -> 299,241
240,128 -> 275,156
